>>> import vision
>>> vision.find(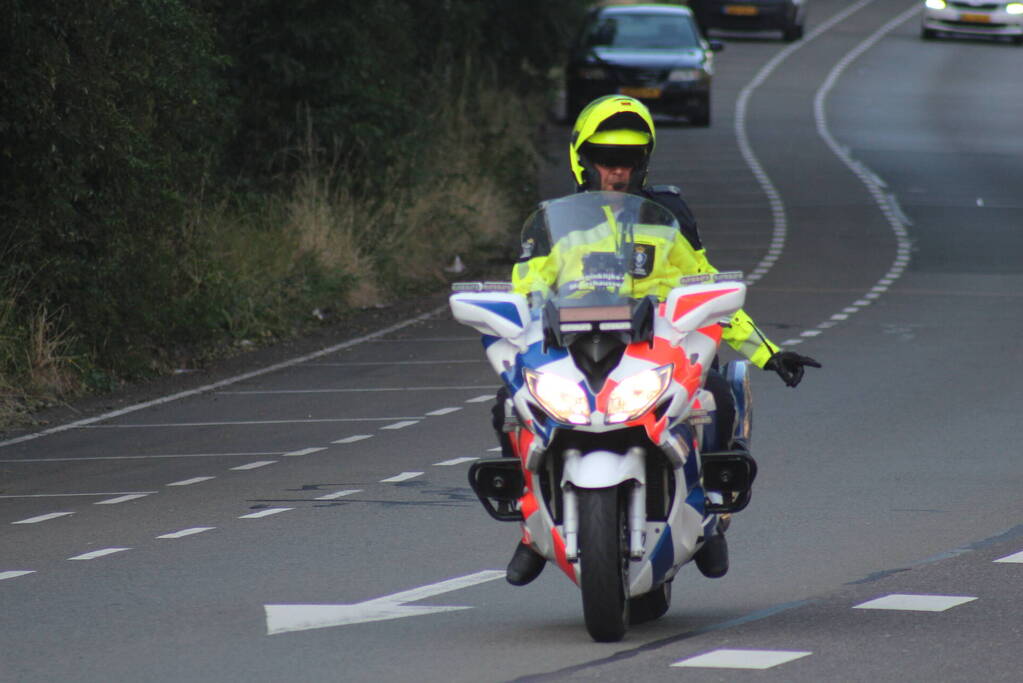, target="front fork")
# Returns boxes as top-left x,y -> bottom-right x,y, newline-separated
561,447 -> 648,562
